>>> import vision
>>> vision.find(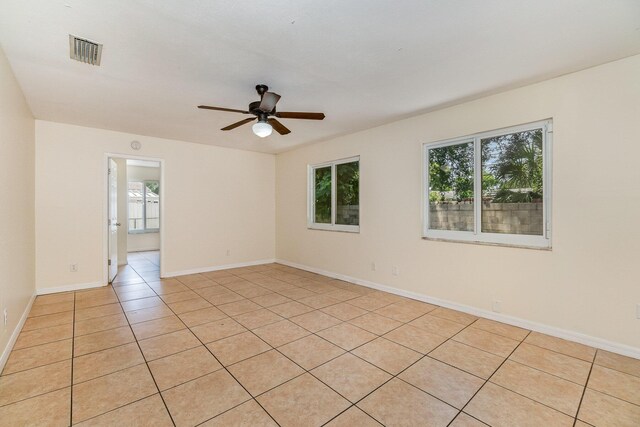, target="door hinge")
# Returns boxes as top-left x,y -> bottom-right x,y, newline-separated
108,259 -> 112,266
108,168 -> 111,175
